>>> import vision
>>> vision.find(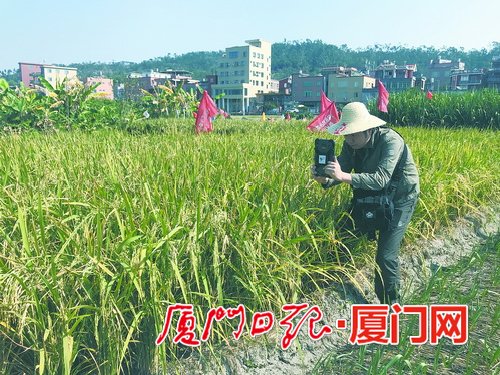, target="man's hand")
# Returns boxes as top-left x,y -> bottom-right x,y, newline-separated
324,160 -> 351,184
310,165 -> 328,184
